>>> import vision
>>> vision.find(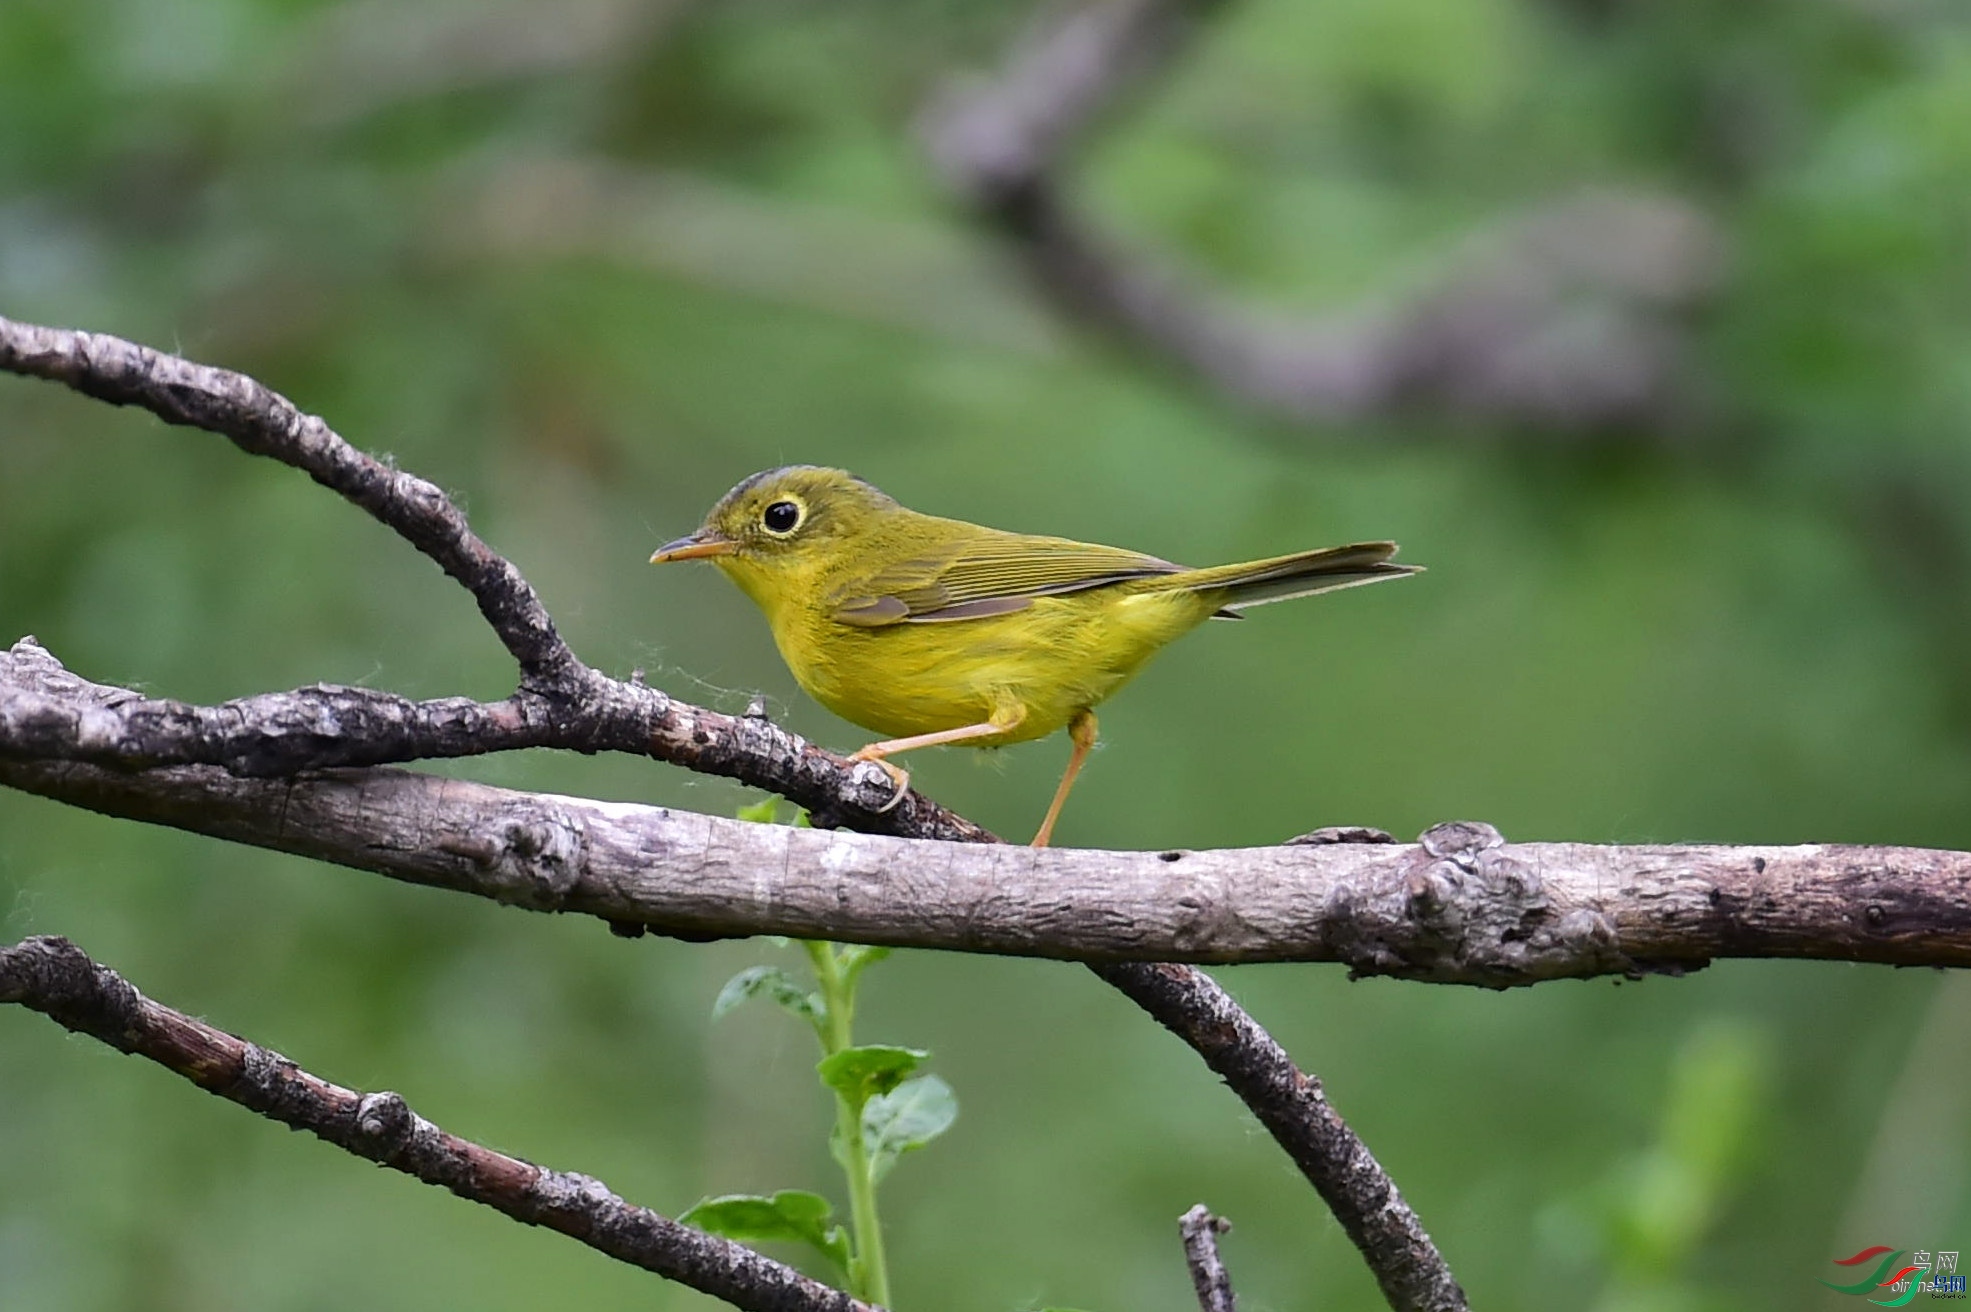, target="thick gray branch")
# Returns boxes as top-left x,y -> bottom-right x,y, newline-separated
0,935 -> 870,1312
5,721 -> 1965,981
921,0 -> 1721,432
